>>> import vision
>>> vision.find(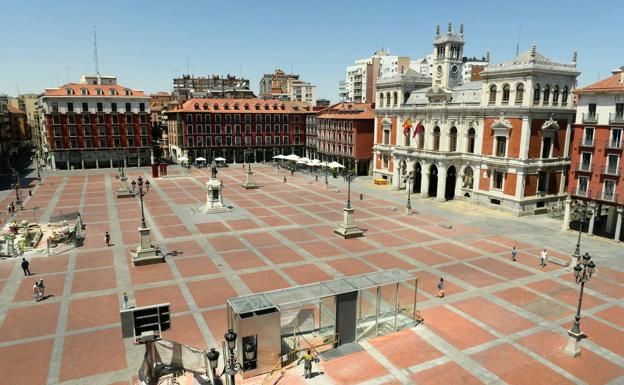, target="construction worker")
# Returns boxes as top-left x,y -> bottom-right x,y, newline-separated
297,349 -> 316,379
